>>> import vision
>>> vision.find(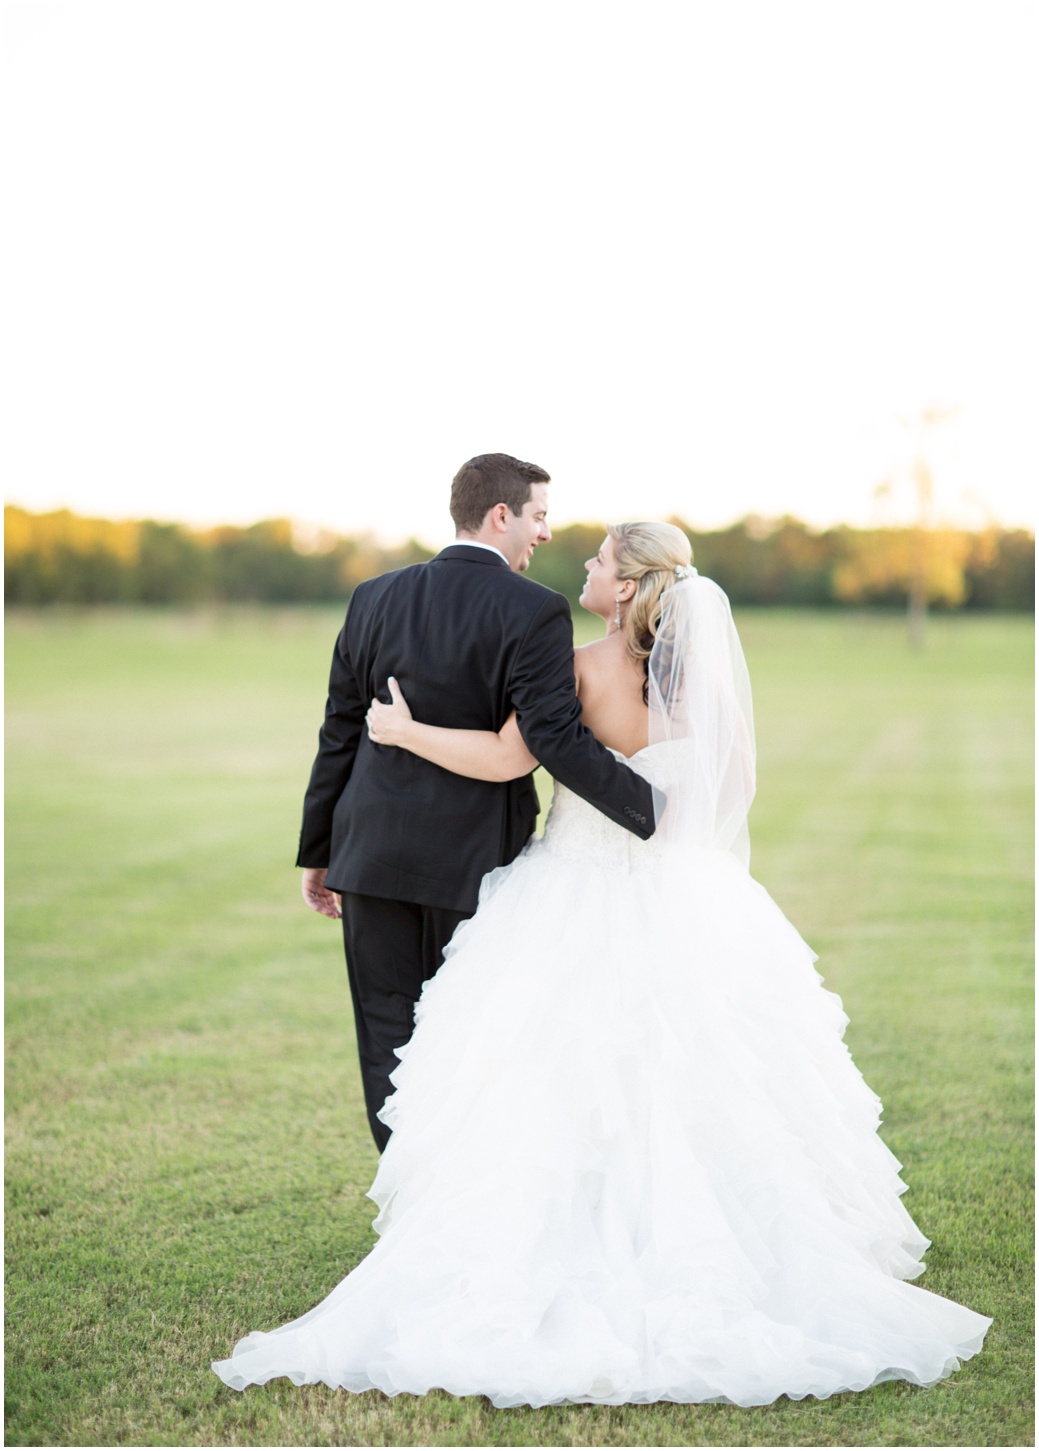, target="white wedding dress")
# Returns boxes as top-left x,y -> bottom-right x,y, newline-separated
213,733 -> 990,1406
